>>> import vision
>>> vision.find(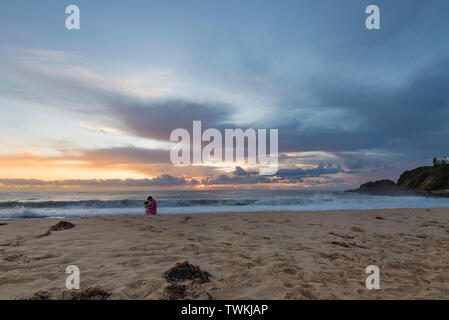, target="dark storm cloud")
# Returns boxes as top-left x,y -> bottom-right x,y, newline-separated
339,153 -> 383,170
205,164 -> 345,185
150,174 -> 199,186
275,58 -> 449,161
275,163 -> 344,181
205,172 -> 271,185
5,45 -> 449,162
108,99 -> 232,141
